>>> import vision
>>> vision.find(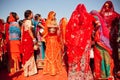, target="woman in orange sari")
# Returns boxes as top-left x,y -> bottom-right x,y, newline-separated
43,11 -> 67,77
59,17 -> 68,71
59,17 -> 68,44
8,12 -> 21,73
